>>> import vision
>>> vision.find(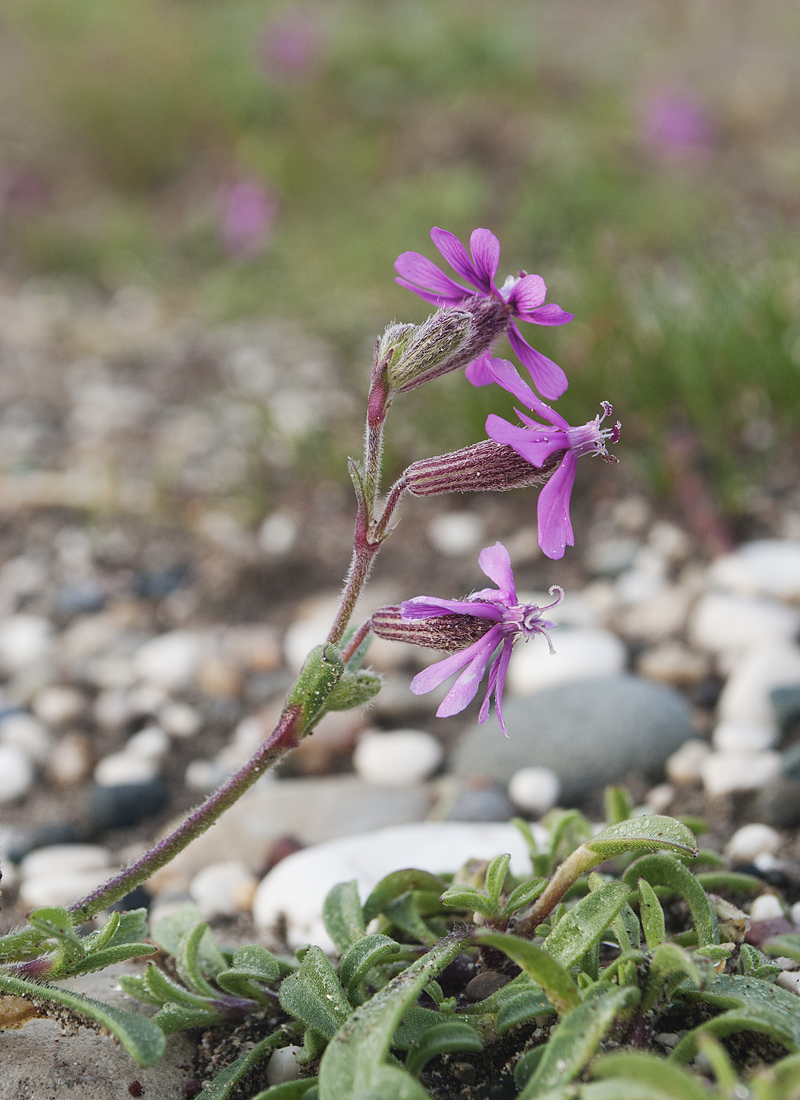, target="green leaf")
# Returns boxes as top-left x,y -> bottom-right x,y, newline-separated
763,934 -> 800,964
501,877 -> 547,917
318,930 -> 466,1100
176,919 -> 222,996
638,878 -> 666,949
439,886 -> 497,918
0,970 -> 166,1066
695,870 -> 763,894
593,1051 -> 712,1100
622,854 -> 717,945
544,881 -> 629,970
143,962 -> 215,1009
198,1030 -> 284,1099
153,1001 -> 228,1033
496,989 -> 555,1035
587,816 -> 698,861
151,903 -> 227,975
381,893 -> 440,945
517,983 -> 640,1099
116,973 -> 163,1007
323,881 -> 366,955
249,1081 -> 319,1100
340,934 -> 400,997
216,944 -> 281,1001
392,1005 -> 444,1050
641,941 -> 703,1016
279,946 -> 351,1042
325,670 -> 382,712
475,931 -> 580,1016
286,644 -> 345,731
604,785 -> 633,826
362,870 -> 448,924
674,974 -> 800,1062
485,854 -> 511,909
60,941 -> 157,977
404,1020 -> 482,1077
